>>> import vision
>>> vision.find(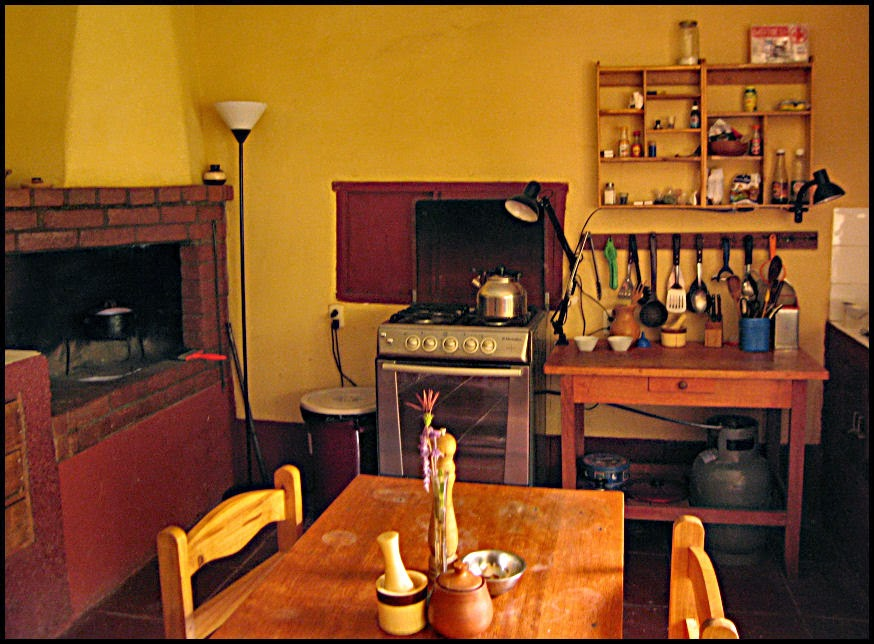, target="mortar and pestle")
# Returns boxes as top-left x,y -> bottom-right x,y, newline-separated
375,531 -> 428,635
